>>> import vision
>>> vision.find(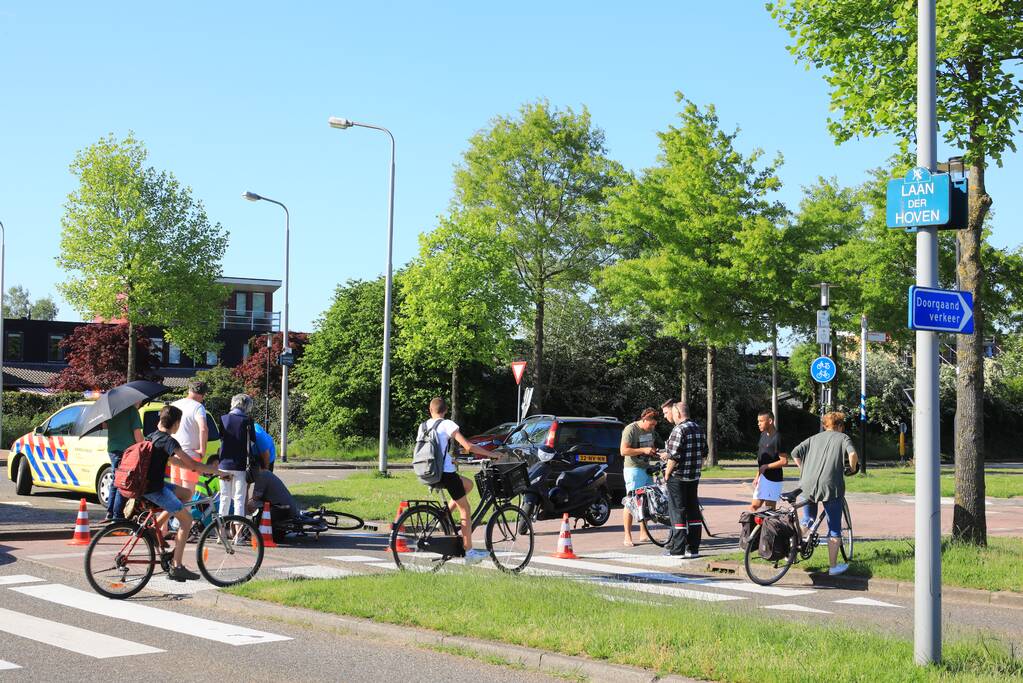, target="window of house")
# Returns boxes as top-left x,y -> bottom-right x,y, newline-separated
150,338 -> 164,363
205,350 -> 218,366
242,342 -> 250,361
5,332 -> 23,361
47,334 -> 65,362
235,292 -> 246,315
168,343 -> 181,365
252,292 -> 266,313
